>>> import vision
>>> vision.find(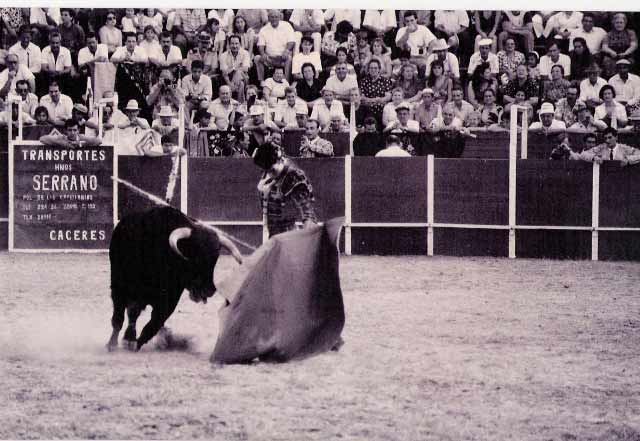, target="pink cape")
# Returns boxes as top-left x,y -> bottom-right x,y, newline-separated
211,218 -> 345,364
